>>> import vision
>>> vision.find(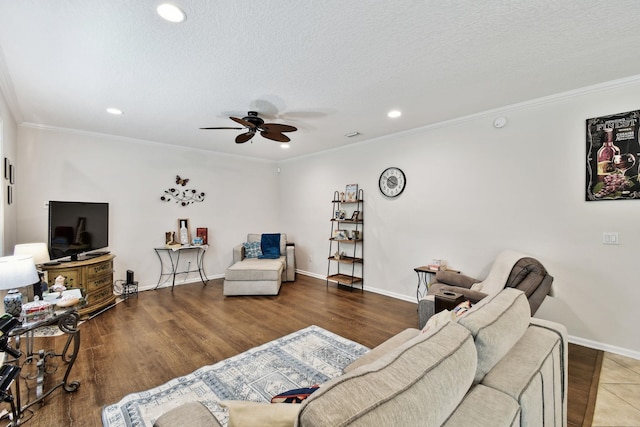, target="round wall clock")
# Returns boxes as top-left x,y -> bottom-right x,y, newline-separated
379,167 -> 406,198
